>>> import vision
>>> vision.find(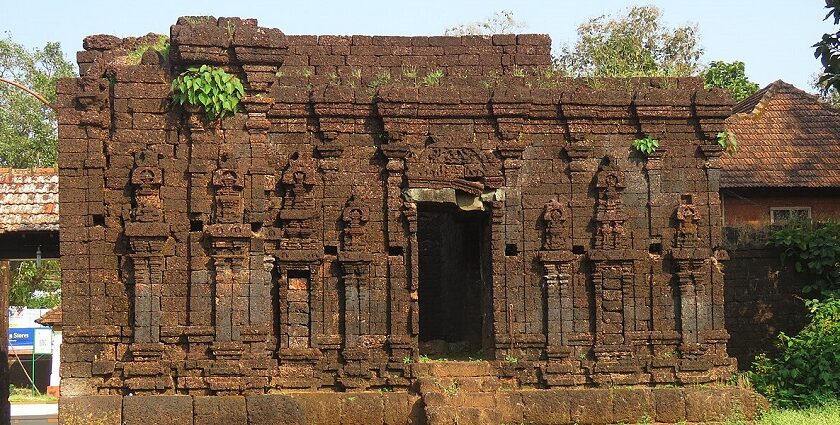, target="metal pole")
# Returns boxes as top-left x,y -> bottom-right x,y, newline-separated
31,352 -> 36,396
0,261 -> 10,422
